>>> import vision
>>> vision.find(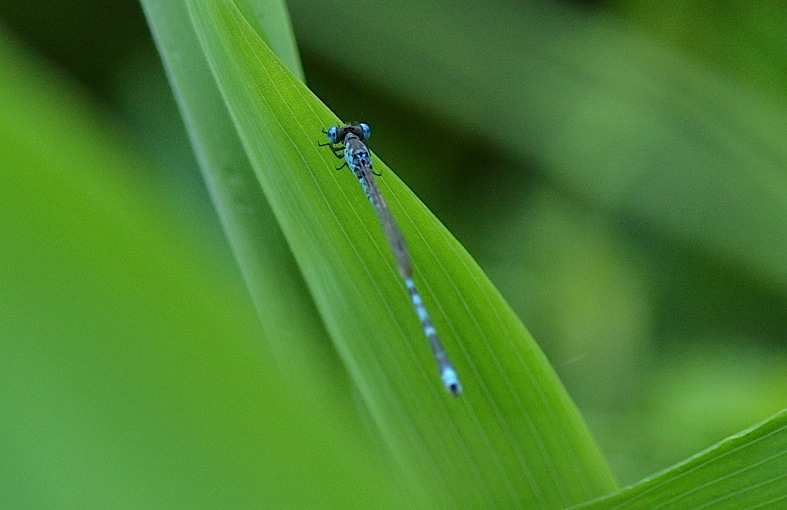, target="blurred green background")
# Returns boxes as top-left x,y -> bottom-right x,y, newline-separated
1,0 -> 785,492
